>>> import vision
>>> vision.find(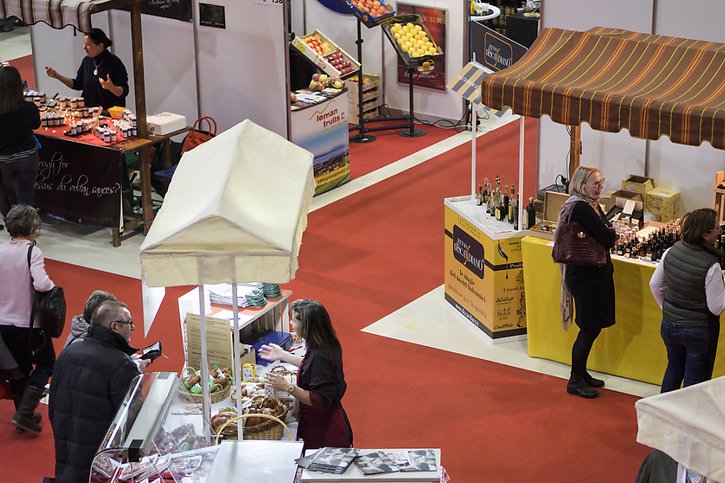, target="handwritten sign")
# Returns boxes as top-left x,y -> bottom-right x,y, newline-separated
121,0 -> 192,23
34,135 -> 122,226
